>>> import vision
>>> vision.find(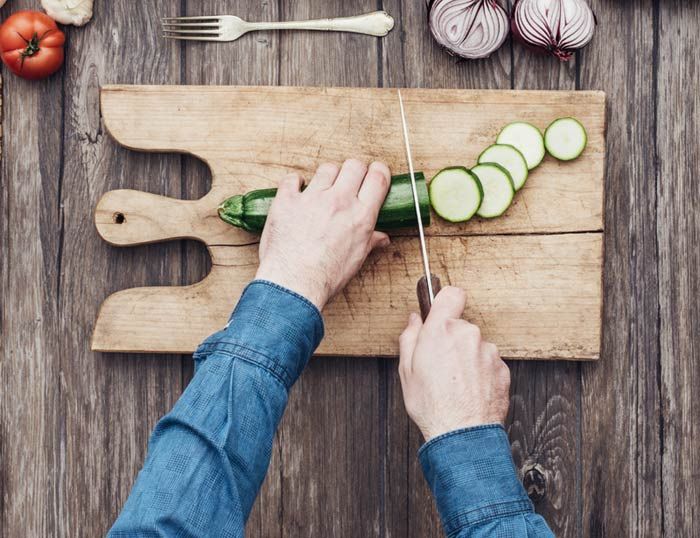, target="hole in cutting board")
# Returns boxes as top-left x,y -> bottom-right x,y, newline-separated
113,212 -> 126,224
